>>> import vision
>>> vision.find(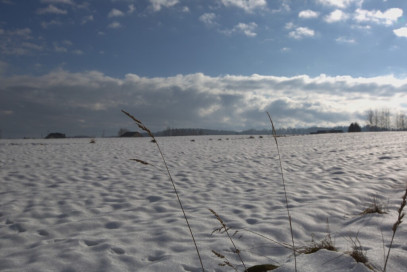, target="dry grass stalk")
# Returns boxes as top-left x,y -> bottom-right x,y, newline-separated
122,110 -> 205,272
299,219 -> 336,255
383,187 -> 407,272
212,250 -> 239,271
266,112 -> 297,272
348,234 -> 369,265
300,233 -> 336,255
129,158 -> 150,165
209,208 -> 247,271
360,197 -> 387,215
240,227 -> 293,252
